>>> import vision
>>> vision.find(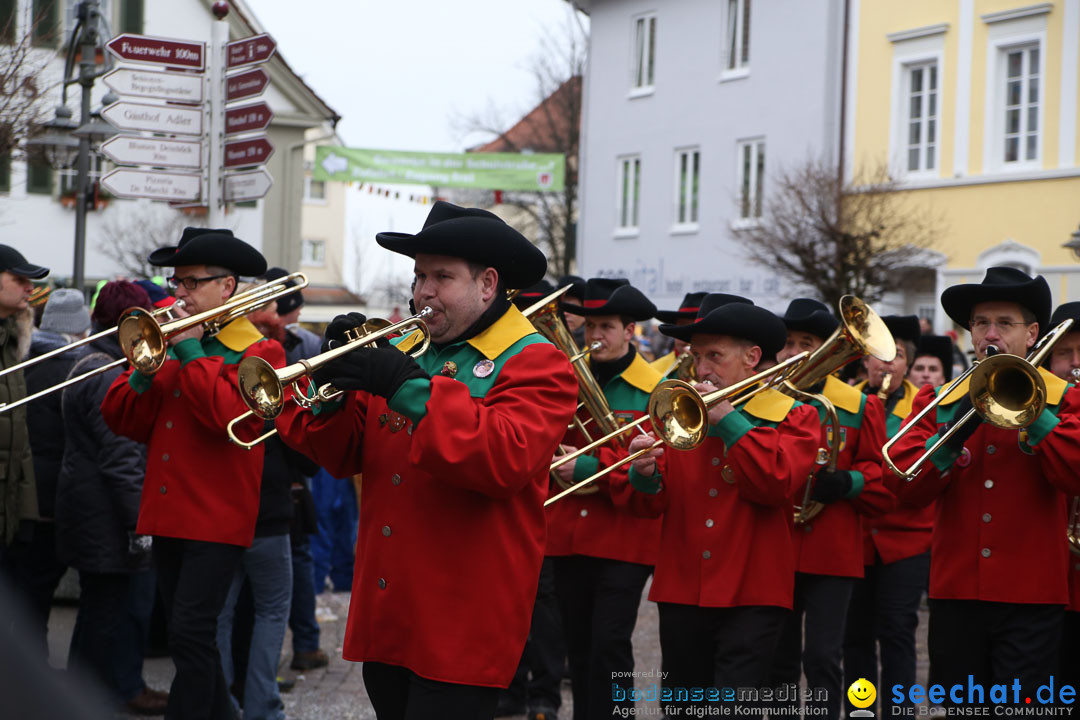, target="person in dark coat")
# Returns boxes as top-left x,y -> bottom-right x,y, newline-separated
55,281 -> 168,715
